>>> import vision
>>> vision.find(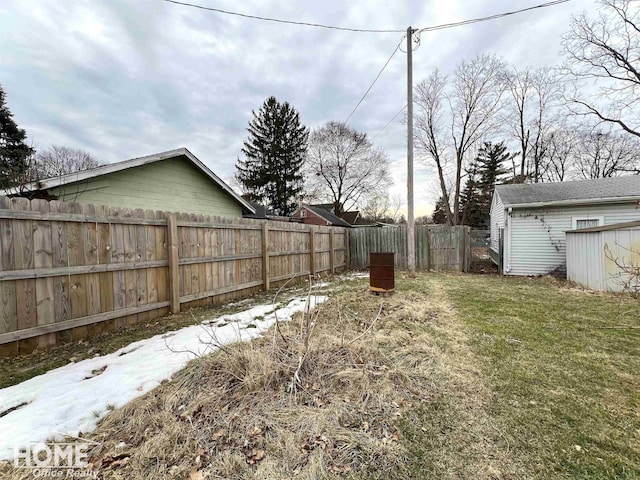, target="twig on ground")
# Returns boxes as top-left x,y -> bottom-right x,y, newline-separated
348,300 -> 384,345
